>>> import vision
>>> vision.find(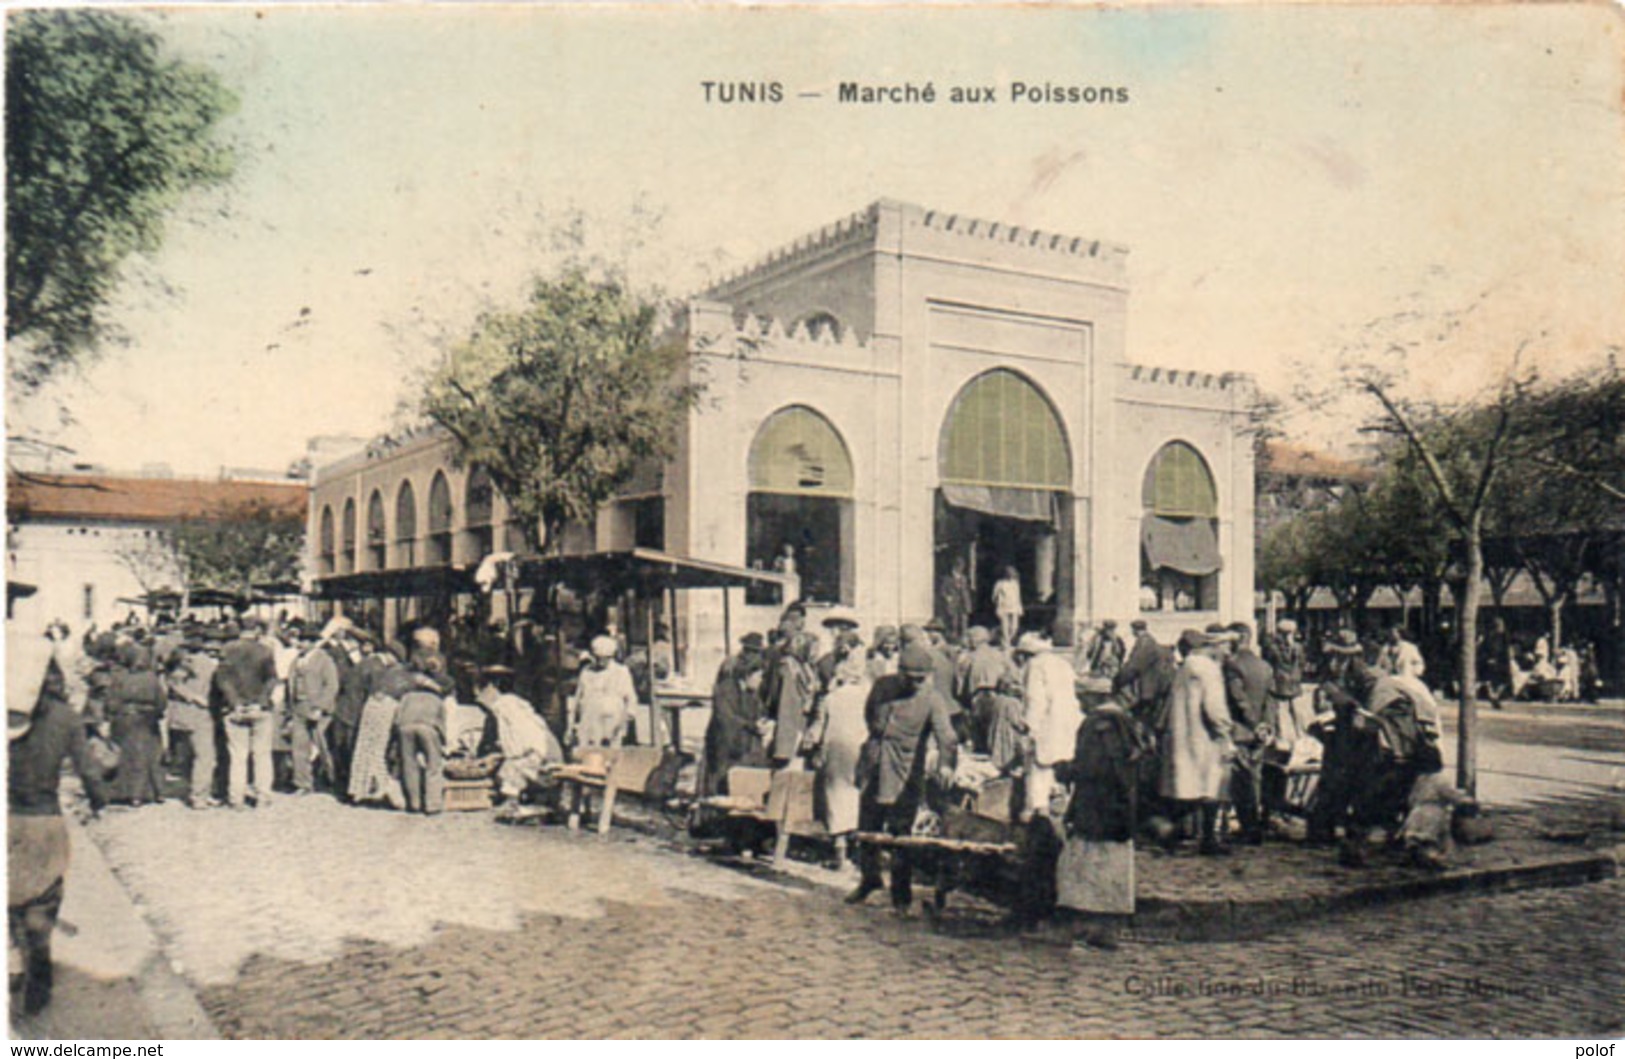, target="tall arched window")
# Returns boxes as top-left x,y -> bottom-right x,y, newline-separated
365,490 -> 387,571
747,406 -> 854,604
1140,441 -> 1221,612
936,369 -> 1074,636
427,471 -> 454,565
340,498 -> 357,575
464,465 -> 495,562
318,505 -> 336,575
395,481 -> 418,567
